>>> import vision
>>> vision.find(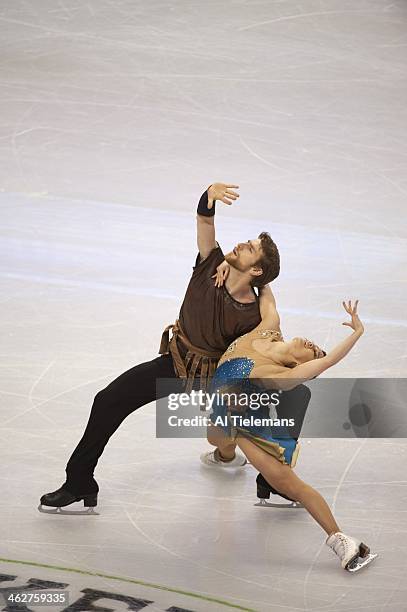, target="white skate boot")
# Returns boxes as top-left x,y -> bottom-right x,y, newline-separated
326,532 -> 378,572
200,448 -> 247,467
